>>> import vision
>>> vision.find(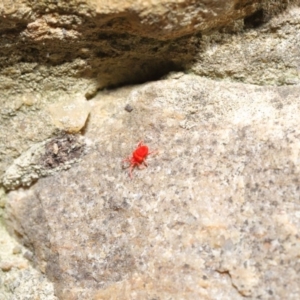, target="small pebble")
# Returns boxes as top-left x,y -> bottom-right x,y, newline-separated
23,251 -> 34,261
12,245 -> 22,255
0,261 -> 13,272
124,104 -> 133,112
